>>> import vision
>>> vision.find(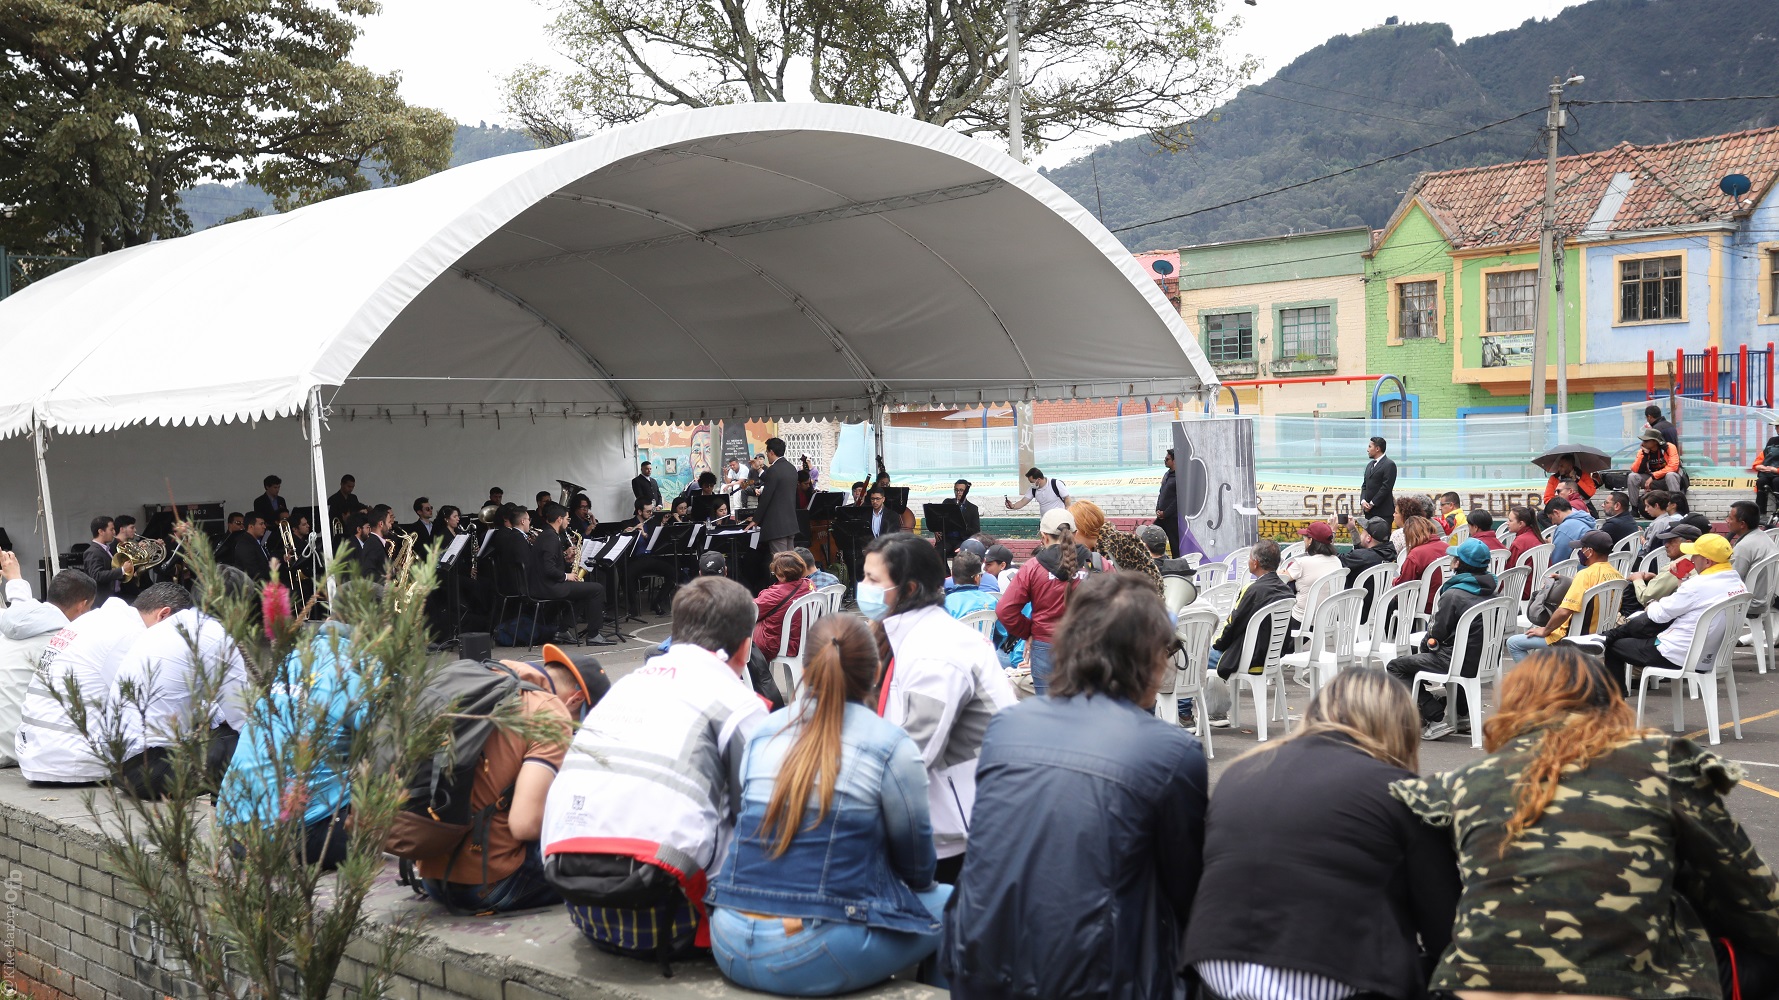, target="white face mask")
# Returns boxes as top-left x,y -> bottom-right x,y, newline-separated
855,581 -> 891,620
